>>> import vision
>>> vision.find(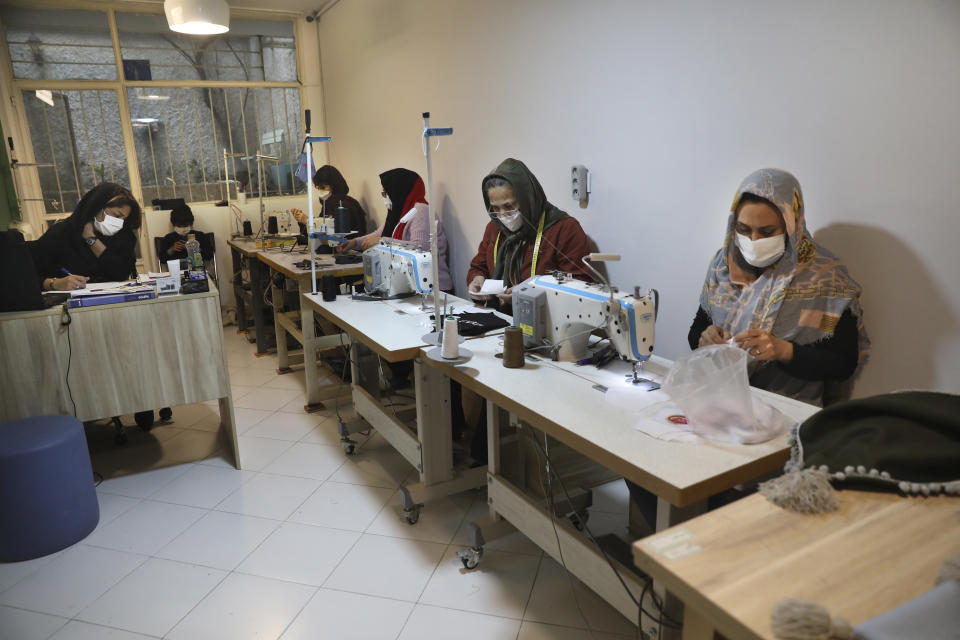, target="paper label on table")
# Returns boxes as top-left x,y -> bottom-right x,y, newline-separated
478,279 -> 505,295
604,392 -> 699,443
660,541 -> 702,560
648,528 -> 693,551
